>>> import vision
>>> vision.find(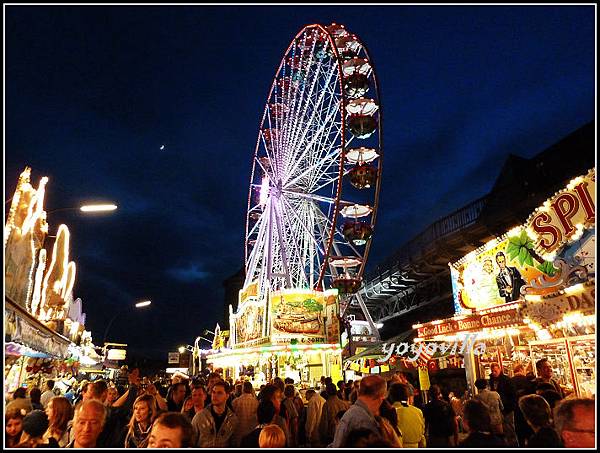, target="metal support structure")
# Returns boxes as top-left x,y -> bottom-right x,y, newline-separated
355,292 -> 380,341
